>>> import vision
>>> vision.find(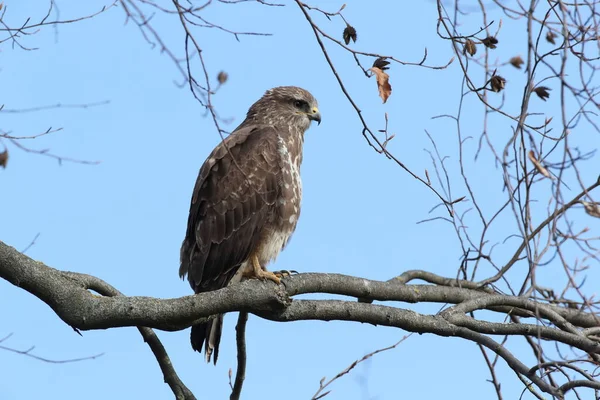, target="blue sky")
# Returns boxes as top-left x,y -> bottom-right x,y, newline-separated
2,1 -> 598,399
